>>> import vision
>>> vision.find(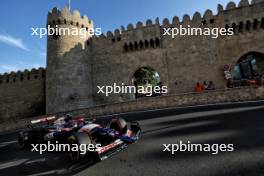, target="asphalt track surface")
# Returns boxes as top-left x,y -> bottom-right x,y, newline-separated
1,101 -> 264,176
